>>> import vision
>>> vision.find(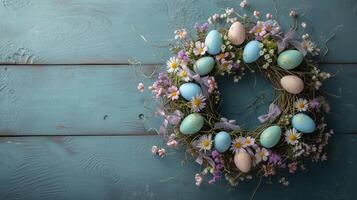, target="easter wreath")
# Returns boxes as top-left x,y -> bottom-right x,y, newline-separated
140,4 -> 333,187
